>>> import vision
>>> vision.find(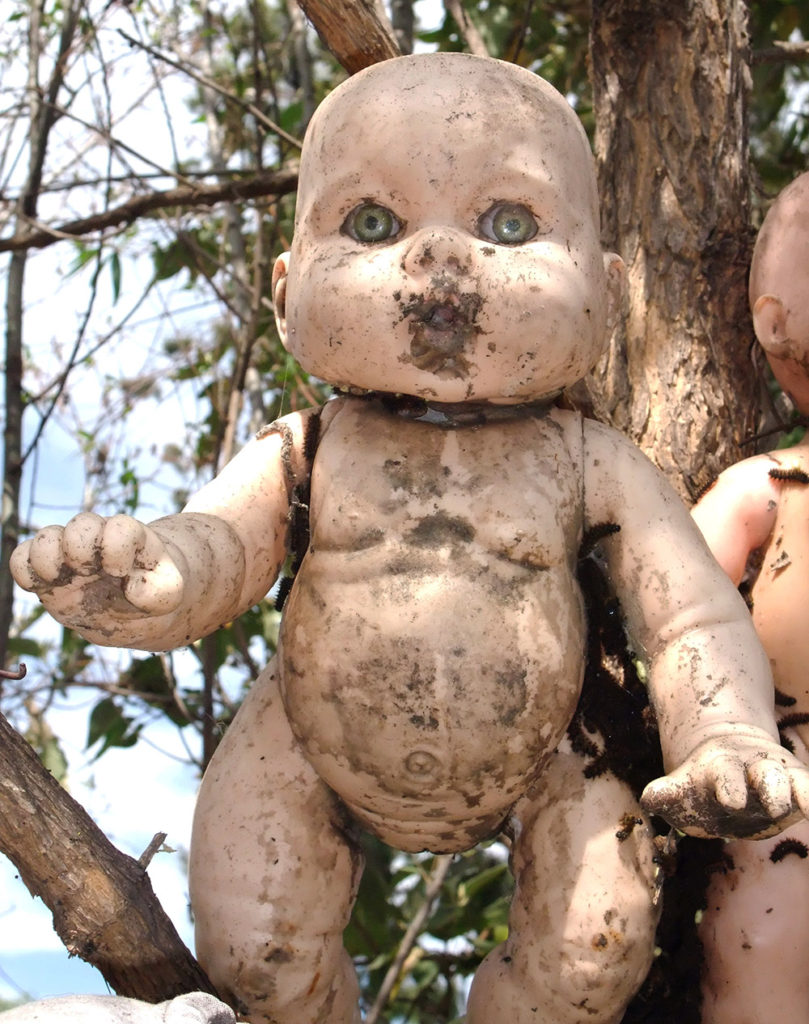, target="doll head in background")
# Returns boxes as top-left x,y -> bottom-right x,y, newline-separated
750,170 -> 809,415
